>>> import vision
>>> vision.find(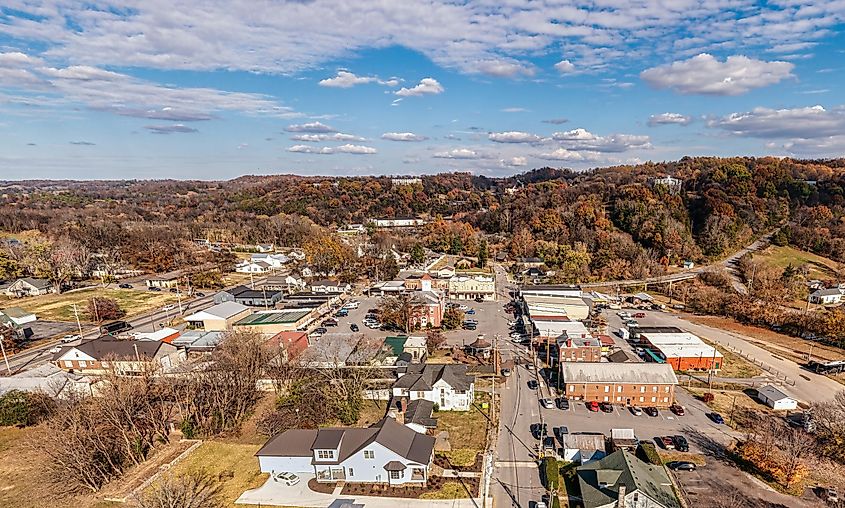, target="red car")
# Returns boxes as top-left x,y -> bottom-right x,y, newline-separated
587,401 -> 600,412
670,404 -> 685,416
634,312 -> 646,318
